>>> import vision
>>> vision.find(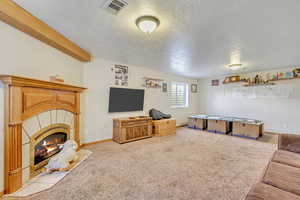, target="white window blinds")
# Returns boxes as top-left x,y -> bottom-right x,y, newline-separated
169,82 -> 189,108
